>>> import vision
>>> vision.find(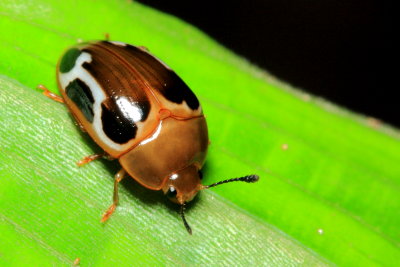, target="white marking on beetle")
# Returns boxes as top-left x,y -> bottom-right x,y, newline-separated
169,174 -> 178,180
58,52 -> 125,151
317,228 -> 324,235
109,41 -> 127,47
139,121 -> 162,146
116,96 -> 143,122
